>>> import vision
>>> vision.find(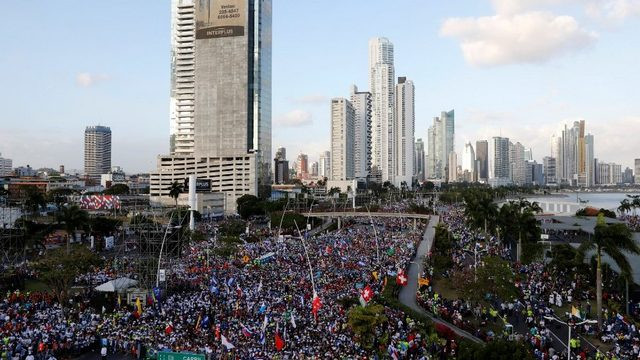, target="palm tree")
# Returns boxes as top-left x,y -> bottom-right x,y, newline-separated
577,214 -> 640,328
168,181 -> 184,210
498,199 -> 542,262
57,205 -> 89,254
618,199 -> 632,216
